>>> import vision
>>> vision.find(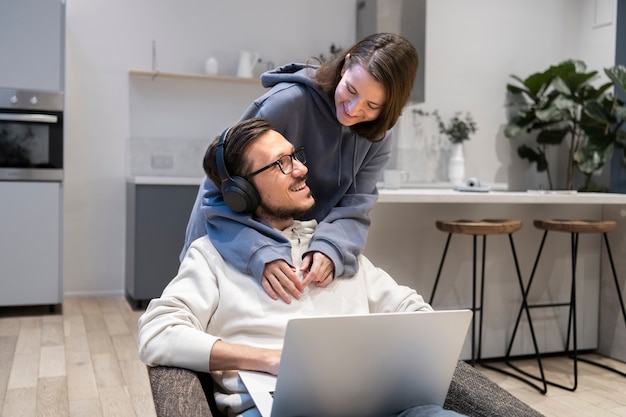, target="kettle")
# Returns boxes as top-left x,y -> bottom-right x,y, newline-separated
236,50 -> 260,78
